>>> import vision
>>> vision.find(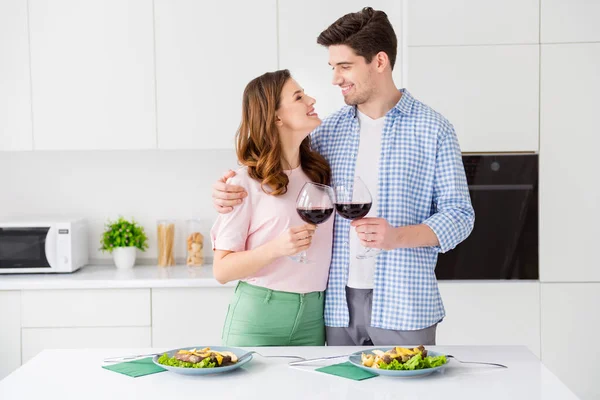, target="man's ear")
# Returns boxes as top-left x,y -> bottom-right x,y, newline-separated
375,51 -> 389,72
